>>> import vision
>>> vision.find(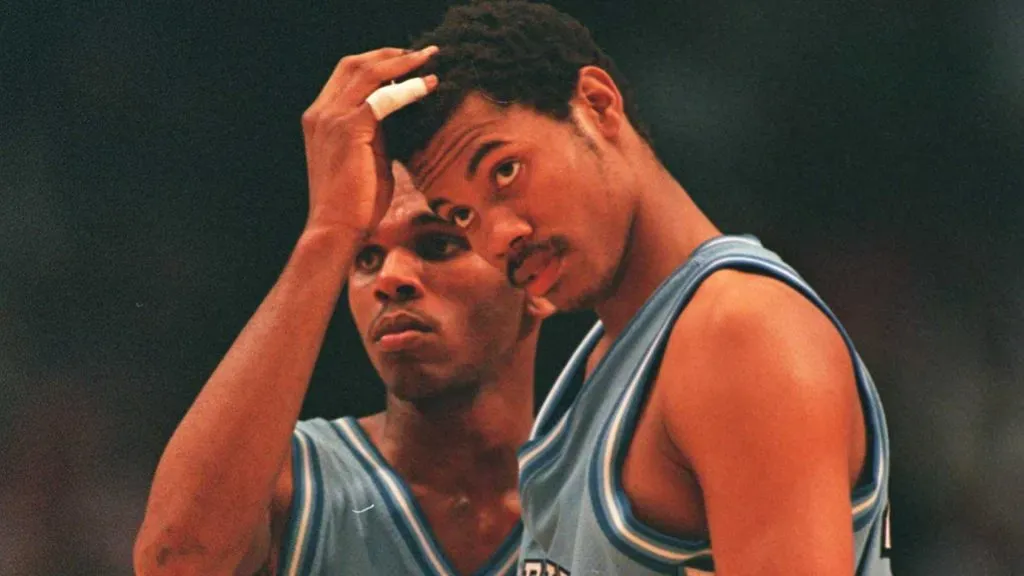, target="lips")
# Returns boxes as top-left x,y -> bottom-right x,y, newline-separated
524,257 -> 562,297
369,311 -> 435,343
509,245 -> 562,296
